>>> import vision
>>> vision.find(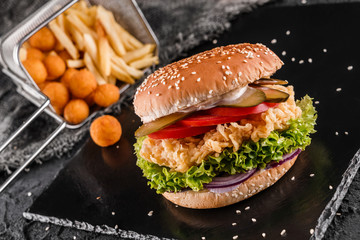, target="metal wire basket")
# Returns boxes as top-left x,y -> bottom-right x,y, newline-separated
0,0 -> 159,193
